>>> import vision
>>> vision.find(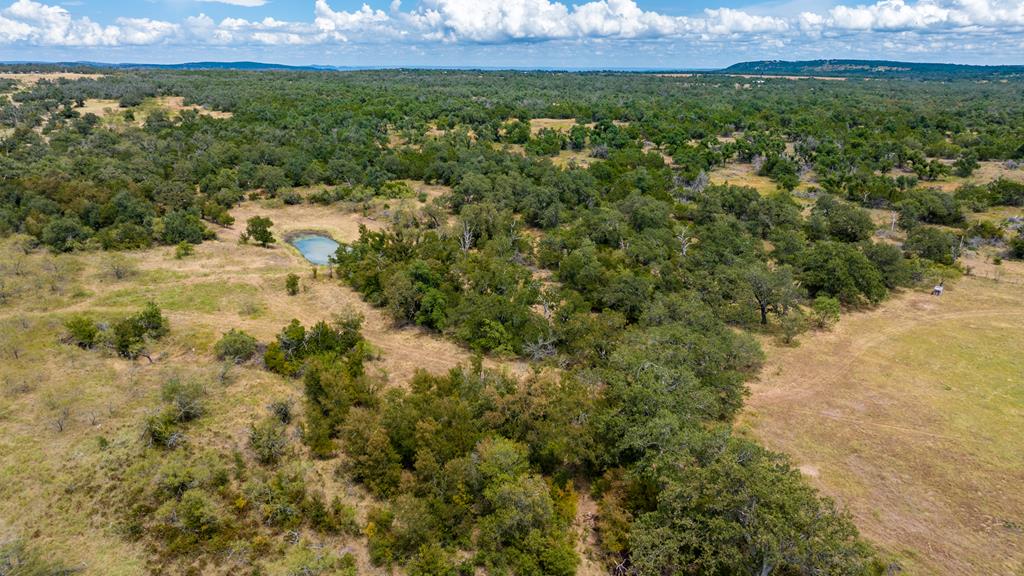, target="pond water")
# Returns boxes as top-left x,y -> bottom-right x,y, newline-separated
289,234 -> 340,265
